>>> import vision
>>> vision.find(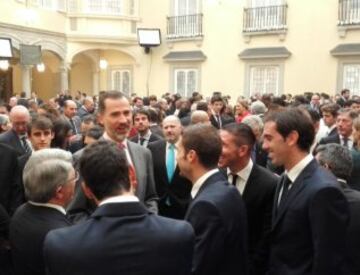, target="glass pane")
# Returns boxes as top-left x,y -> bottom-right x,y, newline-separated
176,71 -> 186,97
187,70 -> 196,97
122,71 -> 130,96
344,65 -> 360,96
113,71 -> 121,91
